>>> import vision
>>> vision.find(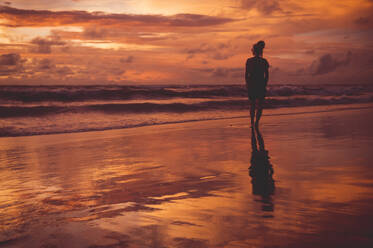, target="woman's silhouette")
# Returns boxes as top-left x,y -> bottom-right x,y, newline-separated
245,40 -> 269,127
